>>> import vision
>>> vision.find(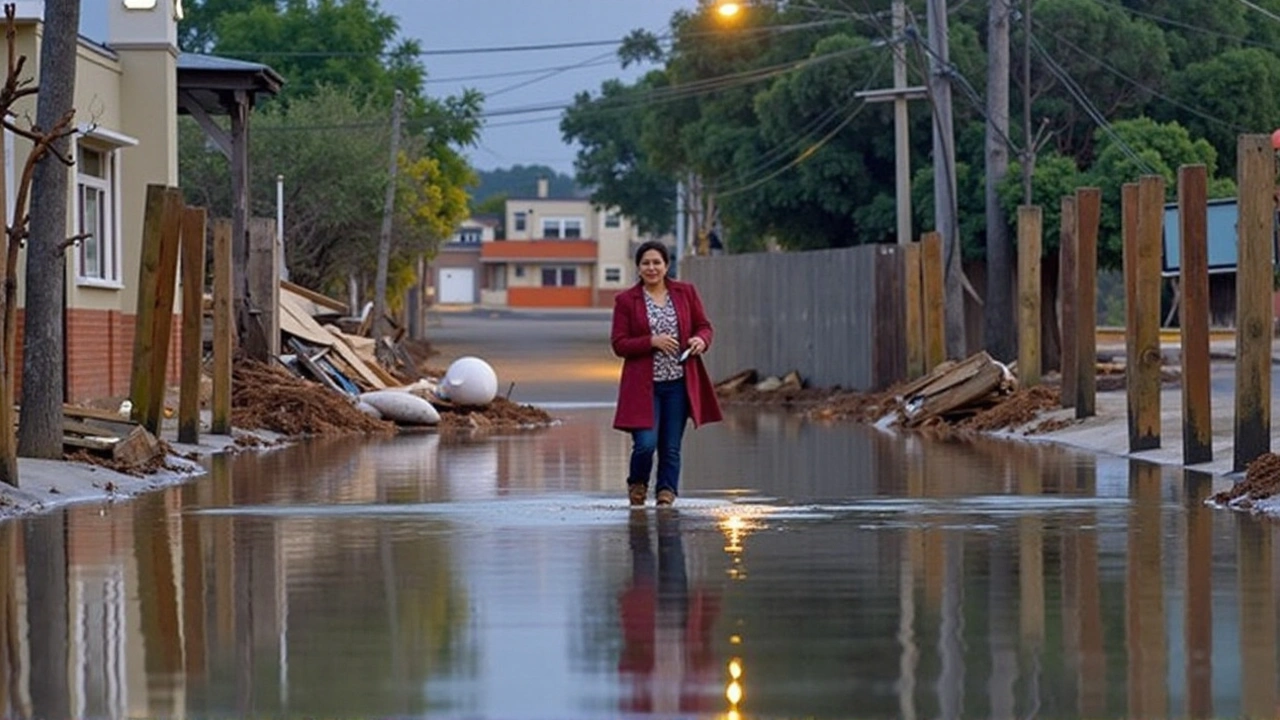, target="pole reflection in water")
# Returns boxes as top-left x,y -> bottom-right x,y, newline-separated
1127,459 -> 1168,718
24,512 -> 69,720
1183,470 -> 1213,720
1238,508 -> 1277,718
